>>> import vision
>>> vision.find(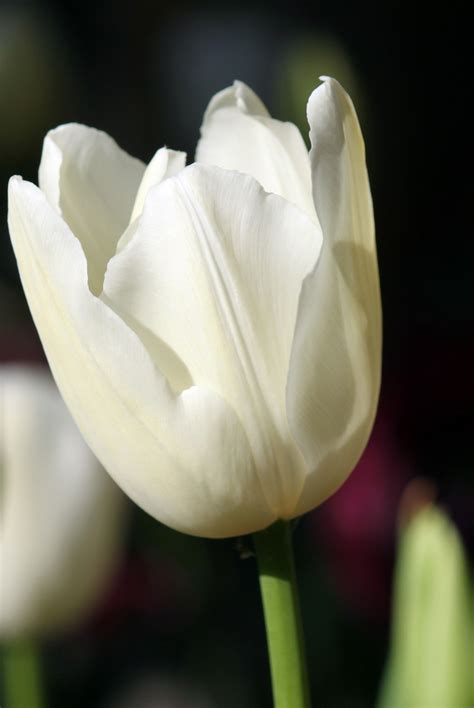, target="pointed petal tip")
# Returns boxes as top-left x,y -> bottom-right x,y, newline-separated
232,78 -> 250,92
9,175 -> 23,189
165,147 -> 188,161
309,75 -> 343,102
8,175 -> 36,205
8,176 -> 23,209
